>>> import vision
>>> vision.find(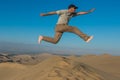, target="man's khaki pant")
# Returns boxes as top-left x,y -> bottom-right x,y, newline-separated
42,24 -> 90,44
